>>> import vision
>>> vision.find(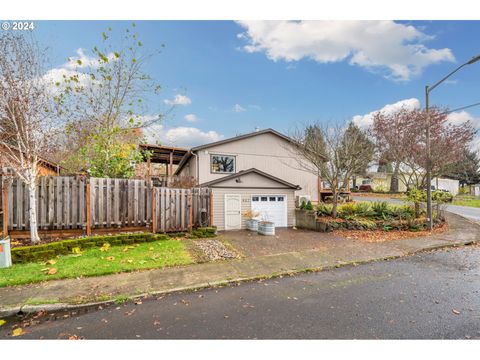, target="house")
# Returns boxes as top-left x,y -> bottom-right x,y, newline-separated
175,128 -> 321,230
0,155 -> 61,177
356,170 -> 459,195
